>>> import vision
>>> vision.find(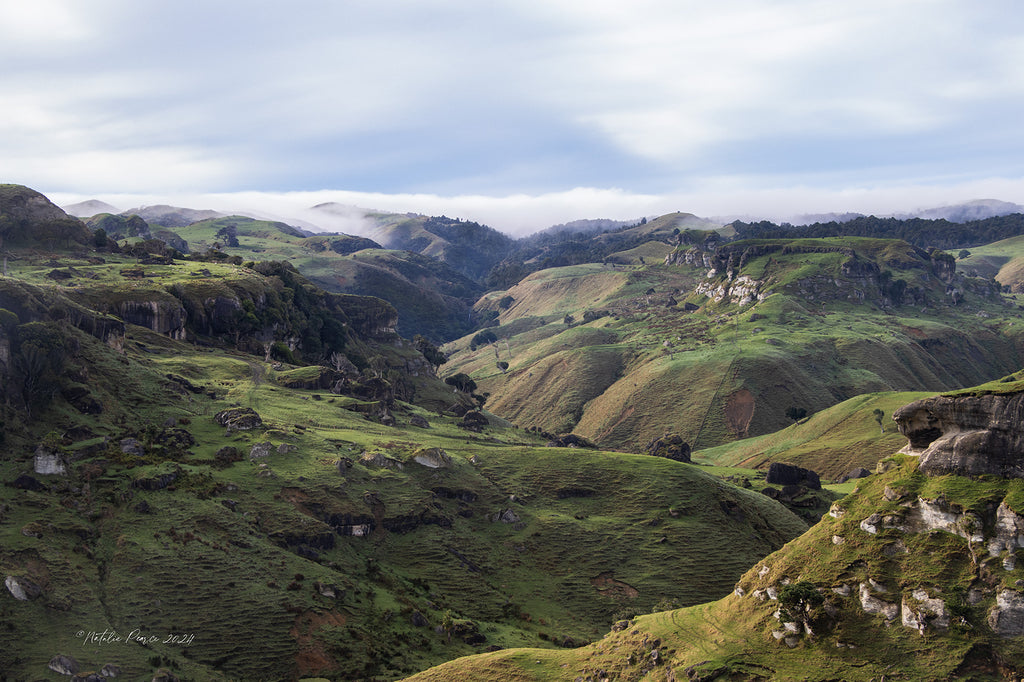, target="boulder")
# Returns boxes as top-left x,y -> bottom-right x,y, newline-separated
837,467 -> 871,483
249,442 -> 273,461
410,414 -> 430,428
119,438 -> 145,457
100,664 -> 122,677
765,462 -> 821,490
894,391 -> 1024,478
459,410 -> 489,432
214,407 -> 263,431
12,473 -> 44,490
33,446 -> 68,475
412,447 -> 452,469
645,434 -> 691,462
5,575 -> 42,601
48,654 -> 80,675
546,434 -> 596,448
